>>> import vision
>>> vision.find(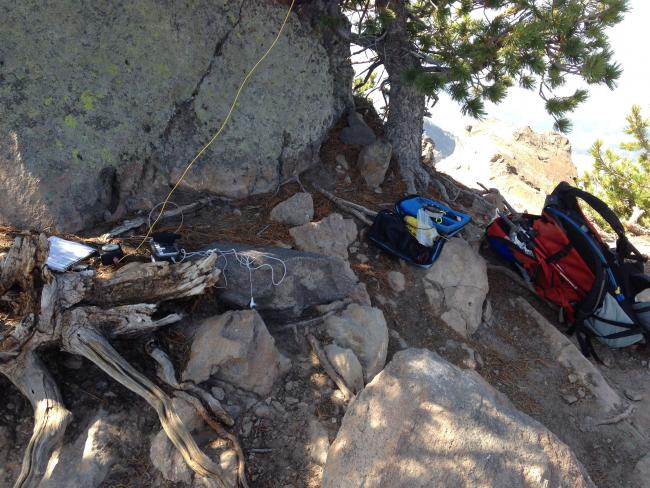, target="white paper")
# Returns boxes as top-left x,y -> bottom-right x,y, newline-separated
46,236 -> 95,272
